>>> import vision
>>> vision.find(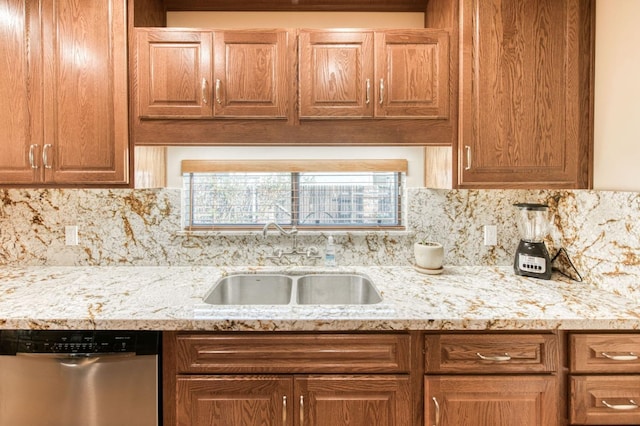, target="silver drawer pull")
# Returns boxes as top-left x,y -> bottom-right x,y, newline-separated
602,400 -> 638,410
601,352 -> 638,361
476,352 -> 511,362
